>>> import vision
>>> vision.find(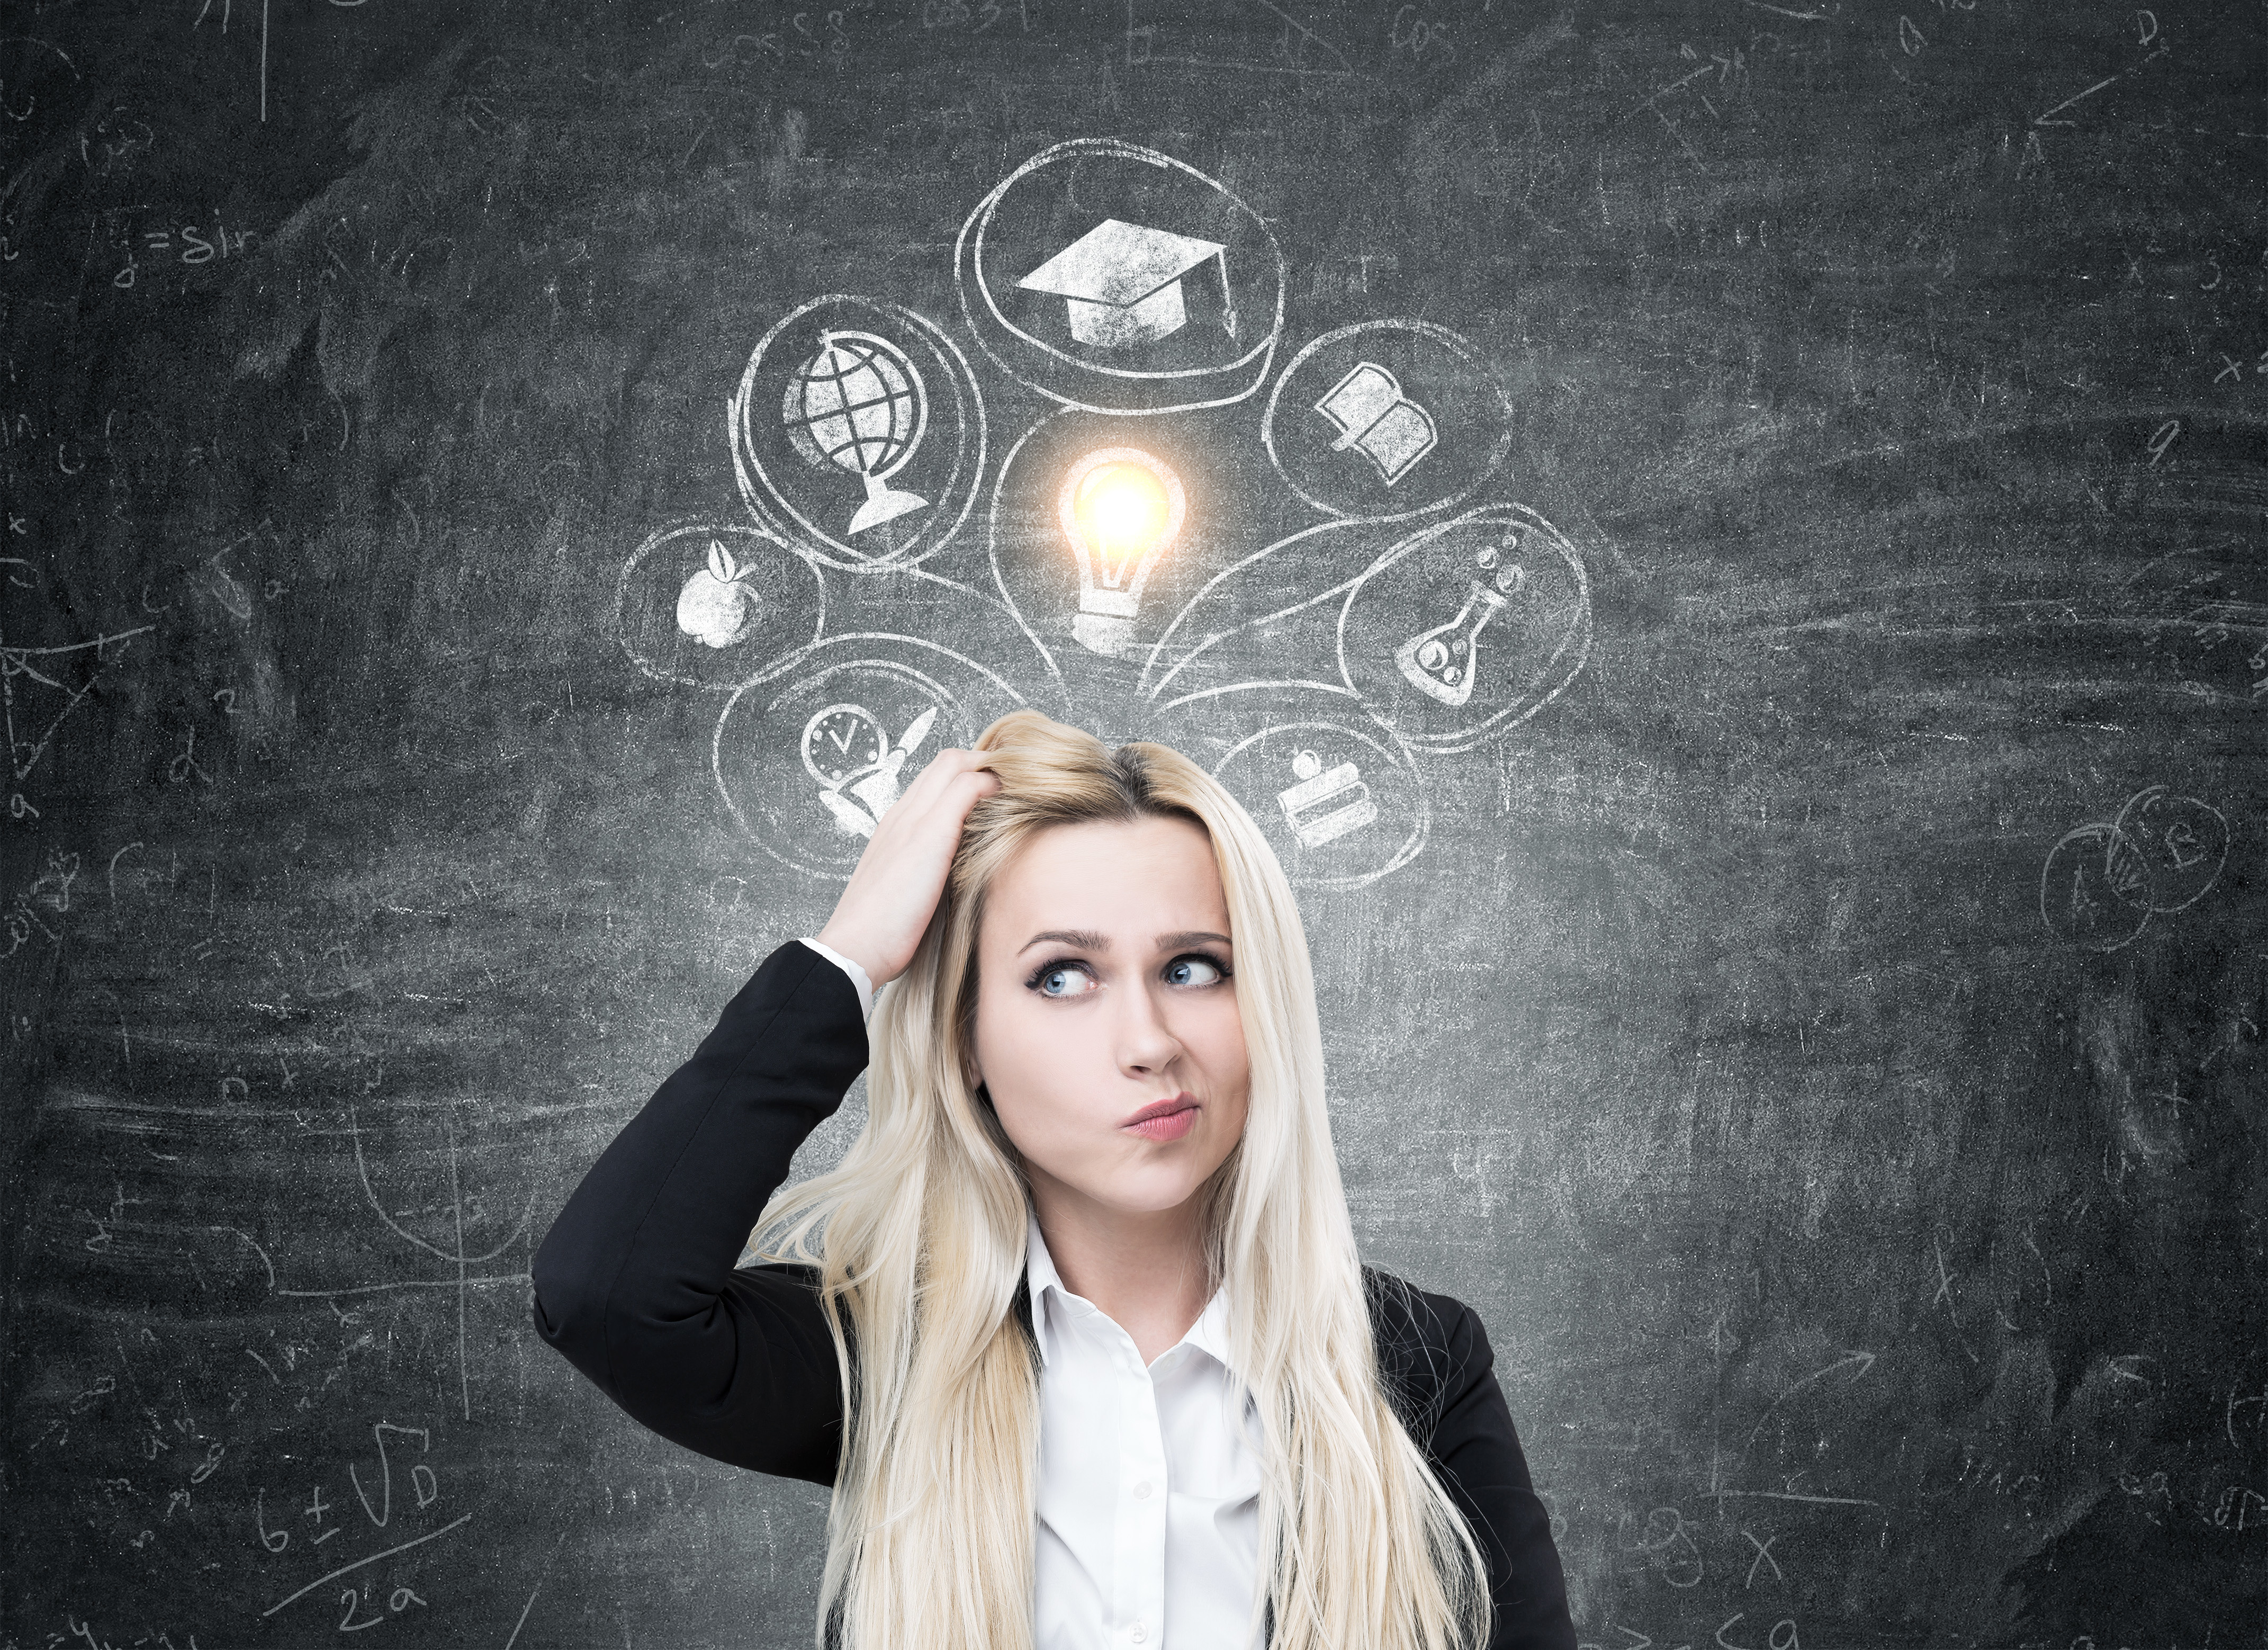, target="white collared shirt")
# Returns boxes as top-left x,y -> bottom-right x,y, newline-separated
797,940 -> 1268,1648
1026,1207 -> 1266,1650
